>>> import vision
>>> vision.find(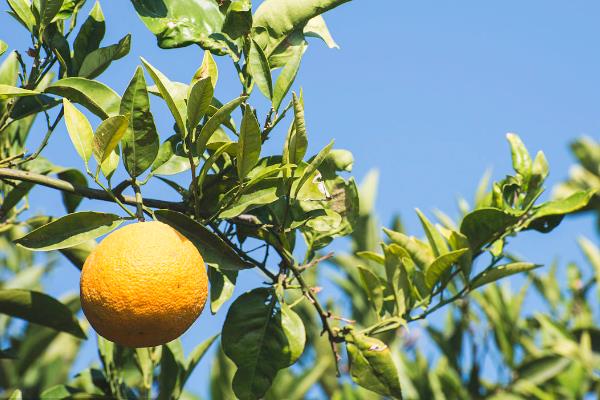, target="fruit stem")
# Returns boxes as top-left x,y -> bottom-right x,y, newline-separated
132,180 -> 145,222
